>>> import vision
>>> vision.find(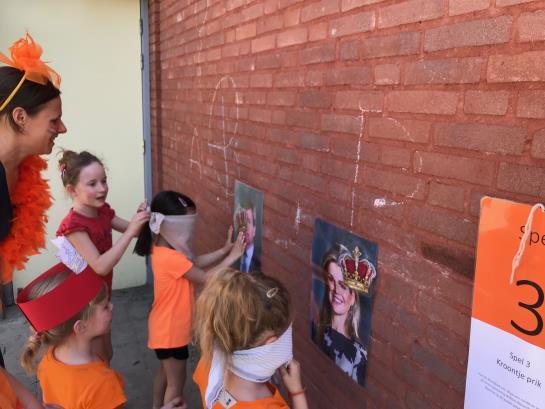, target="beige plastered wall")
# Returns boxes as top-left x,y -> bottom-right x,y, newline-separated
0,0 -> 147,291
